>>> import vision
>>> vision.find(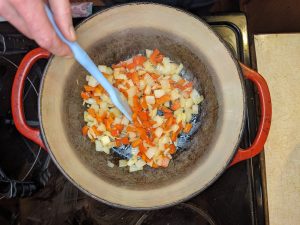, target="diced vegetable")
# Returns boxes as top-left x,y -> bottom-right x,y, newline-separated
81,49 -> 204,172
